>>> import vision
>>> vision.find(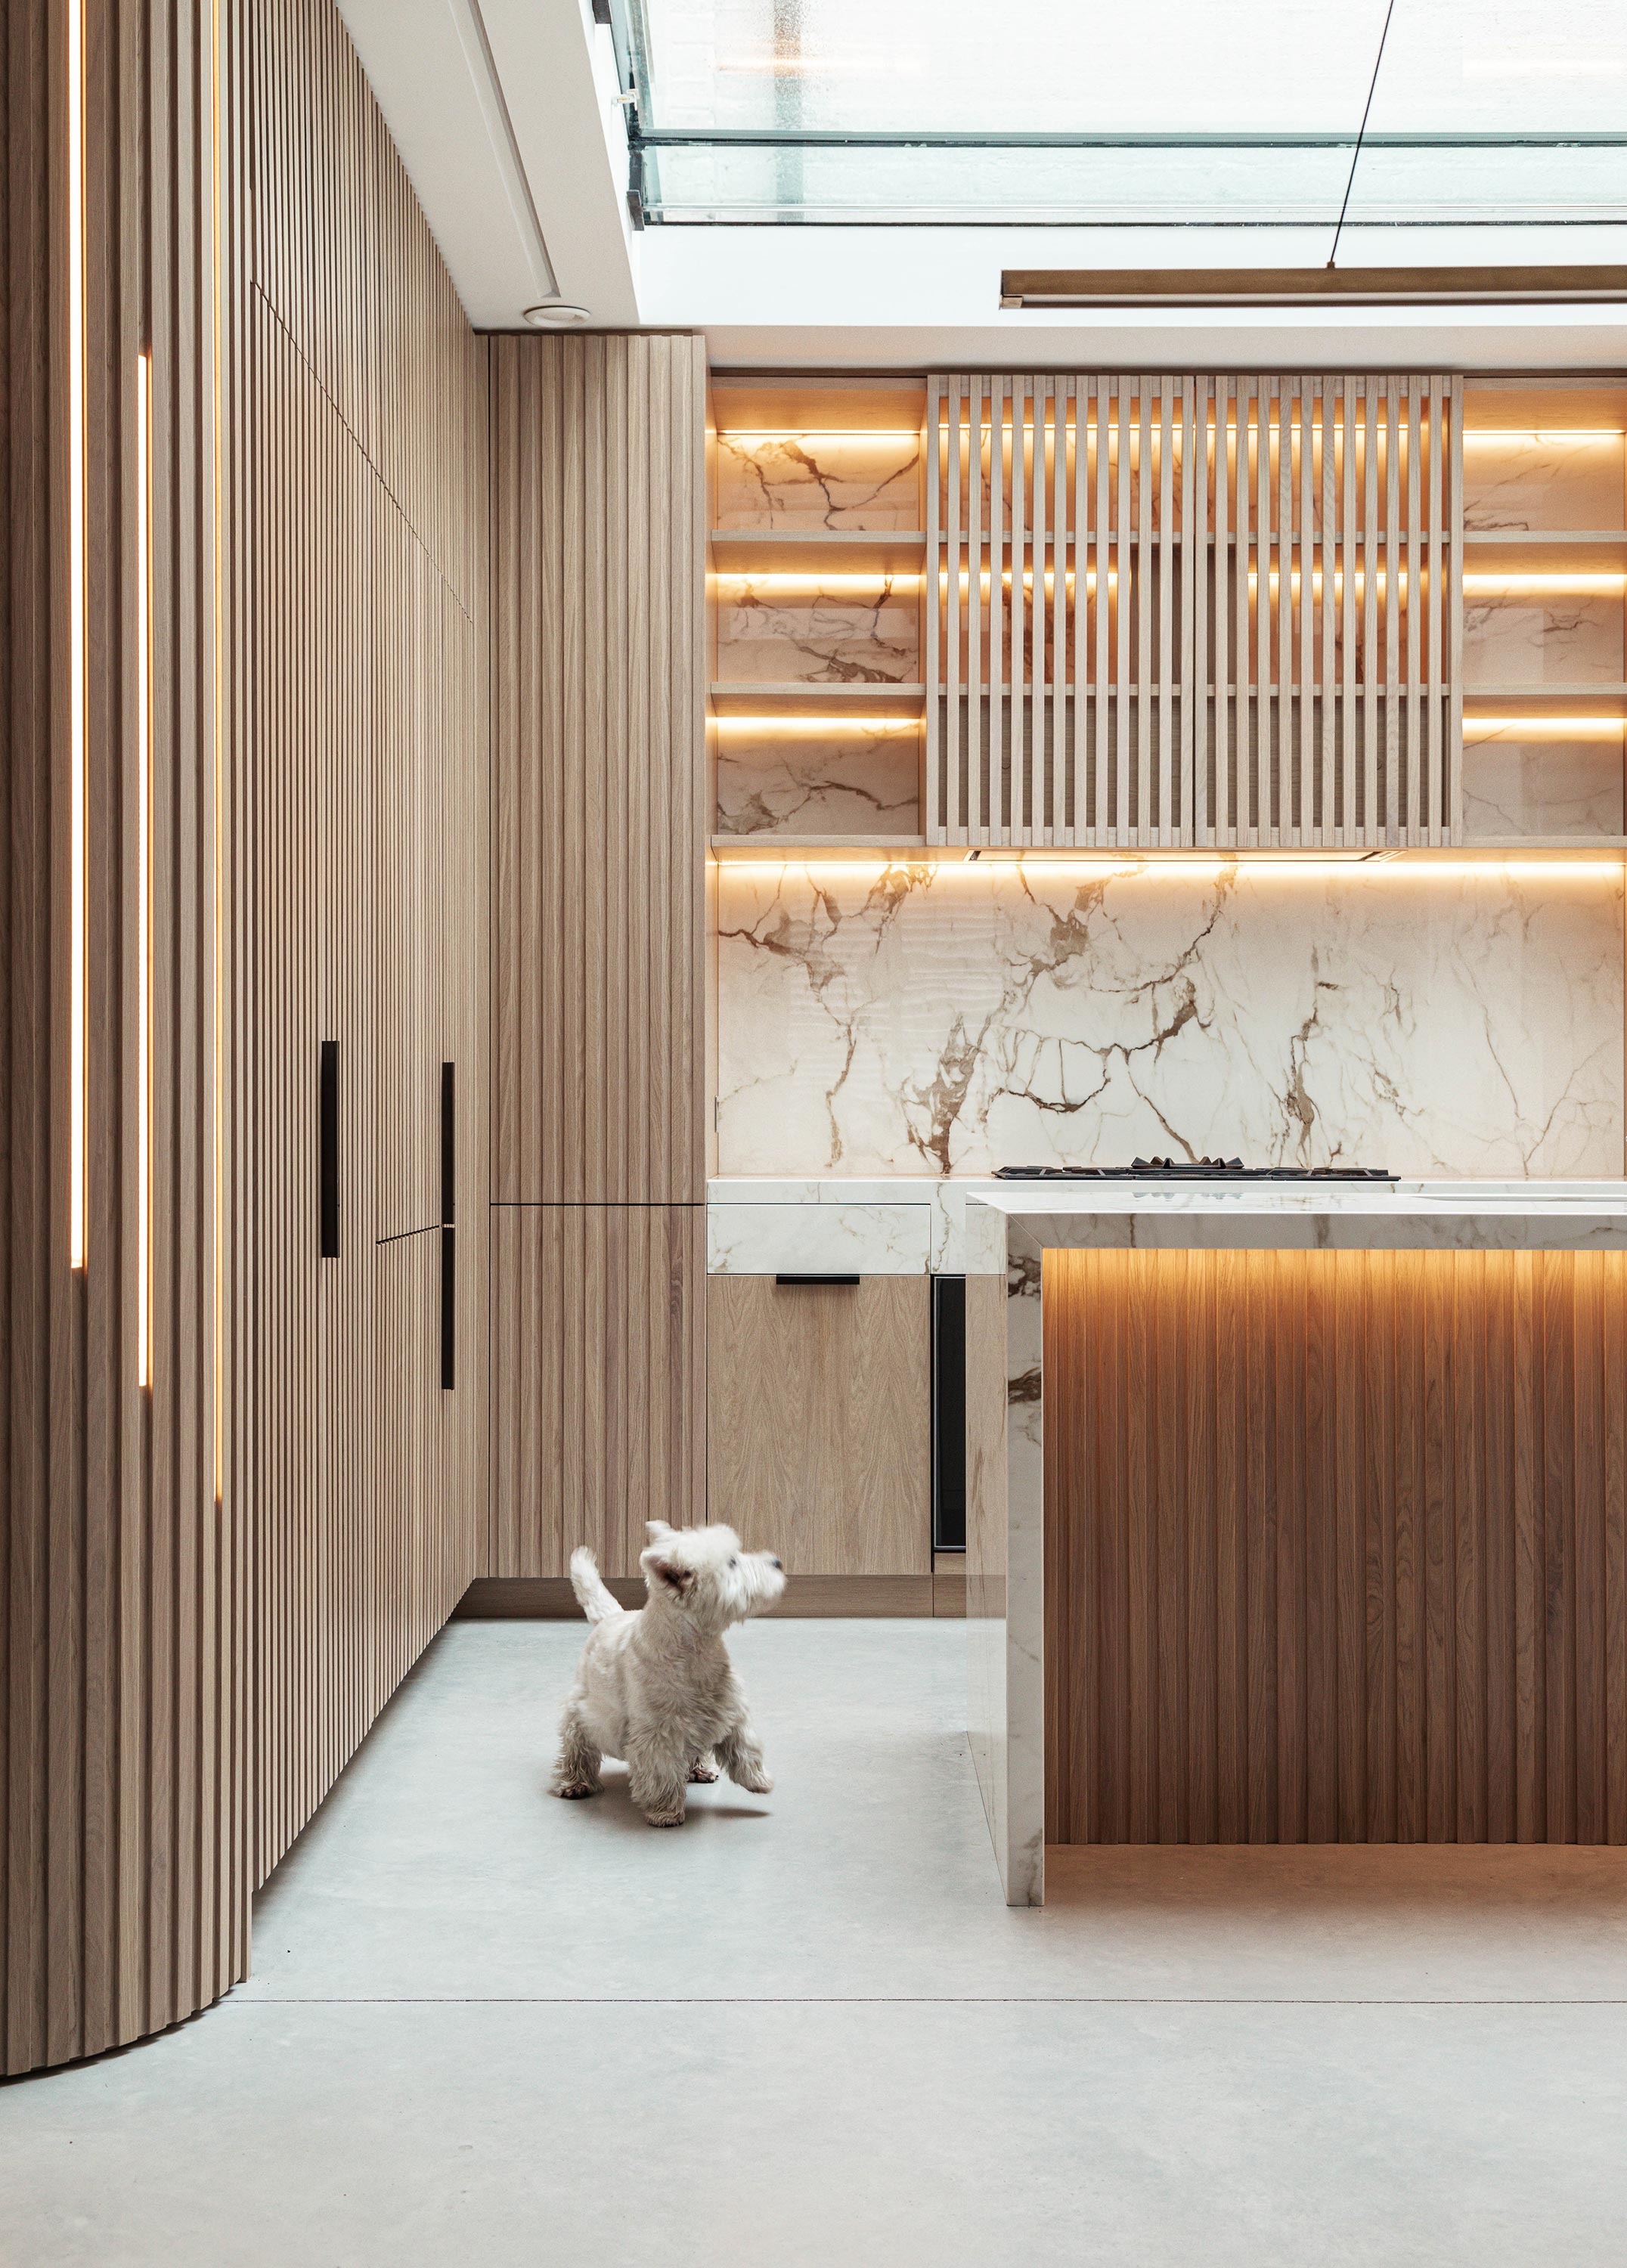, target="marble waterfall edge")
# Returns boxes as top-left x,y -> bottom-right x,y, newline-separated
714,863 -> 1625,1180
